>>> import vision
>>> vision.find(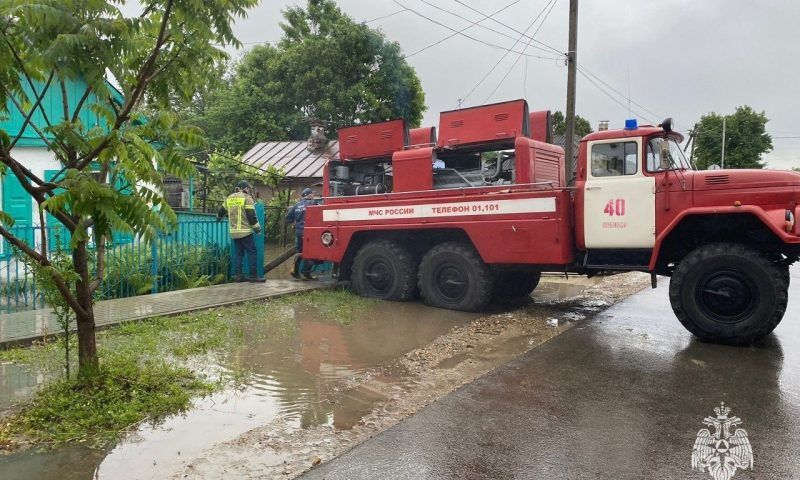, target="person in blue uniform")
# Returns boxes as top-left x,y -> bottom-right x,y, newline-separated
285,188 -> 316,280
